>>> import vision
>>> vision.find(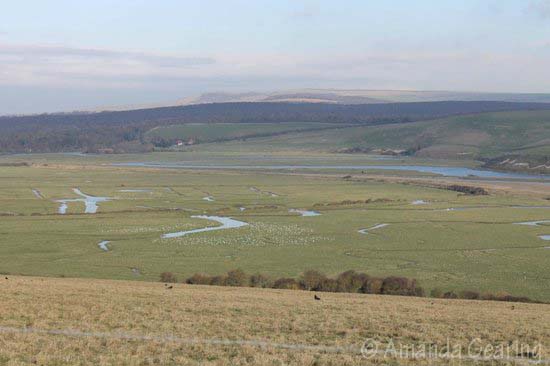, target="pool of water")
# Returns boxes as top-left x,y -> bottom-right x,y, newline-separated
289,209 -> 321,217
411,200 -> 428,205
98,241 -> 110,251
514,220 -> 550,227
56,188 -> 111,214
162,215 -> 248,239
